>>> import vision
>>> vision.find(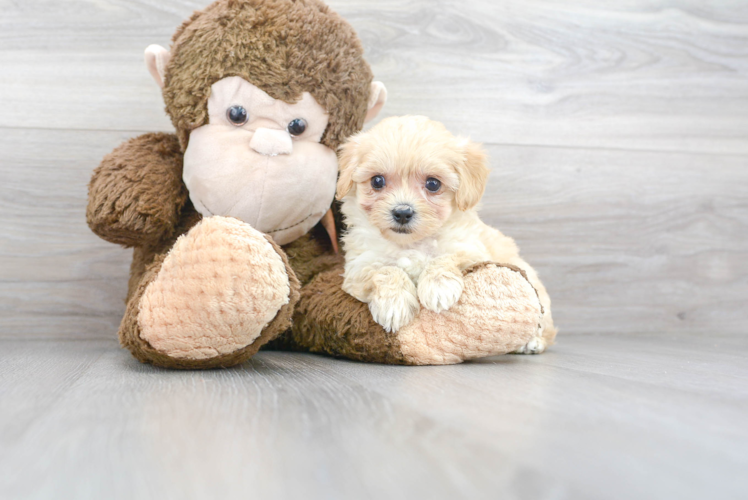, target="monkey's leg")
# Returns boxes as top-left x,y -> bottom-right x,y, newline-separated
288,262 -> 545,365
119,216 -> 300,369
